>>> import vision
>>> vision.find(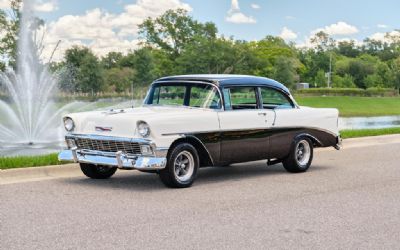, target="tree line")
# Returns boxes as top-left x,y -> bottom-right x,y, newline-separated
1,6 -> 400,93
